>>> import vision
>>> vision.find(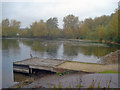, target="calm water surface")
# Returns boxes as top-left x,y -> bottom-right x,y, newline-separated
2,38 -> 119,88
